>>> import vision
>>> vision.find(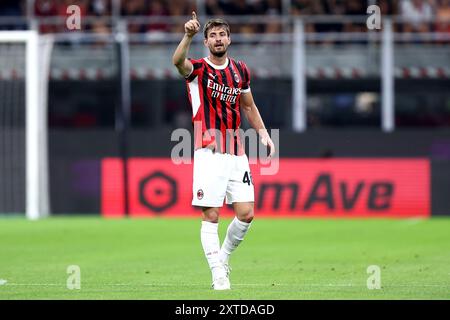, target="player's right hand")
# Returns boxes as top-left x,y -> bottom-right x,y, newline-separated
185,11 -> 200,38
